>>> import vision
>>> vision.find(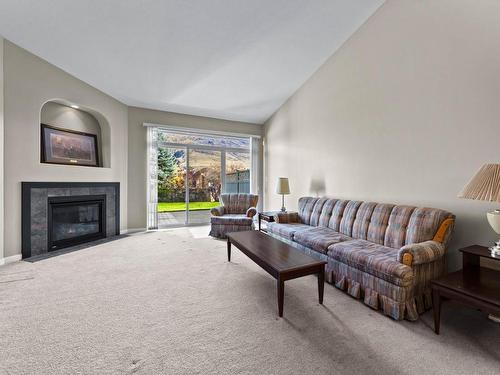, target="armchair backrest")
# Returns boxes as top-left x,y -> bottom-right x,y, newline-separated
220,194 -> 259,214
